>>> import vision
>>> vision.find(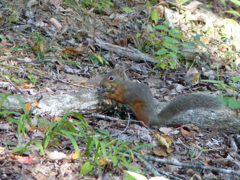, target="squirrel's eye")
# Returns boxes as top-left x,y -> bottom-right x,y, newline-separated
109,76 -> 114,81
